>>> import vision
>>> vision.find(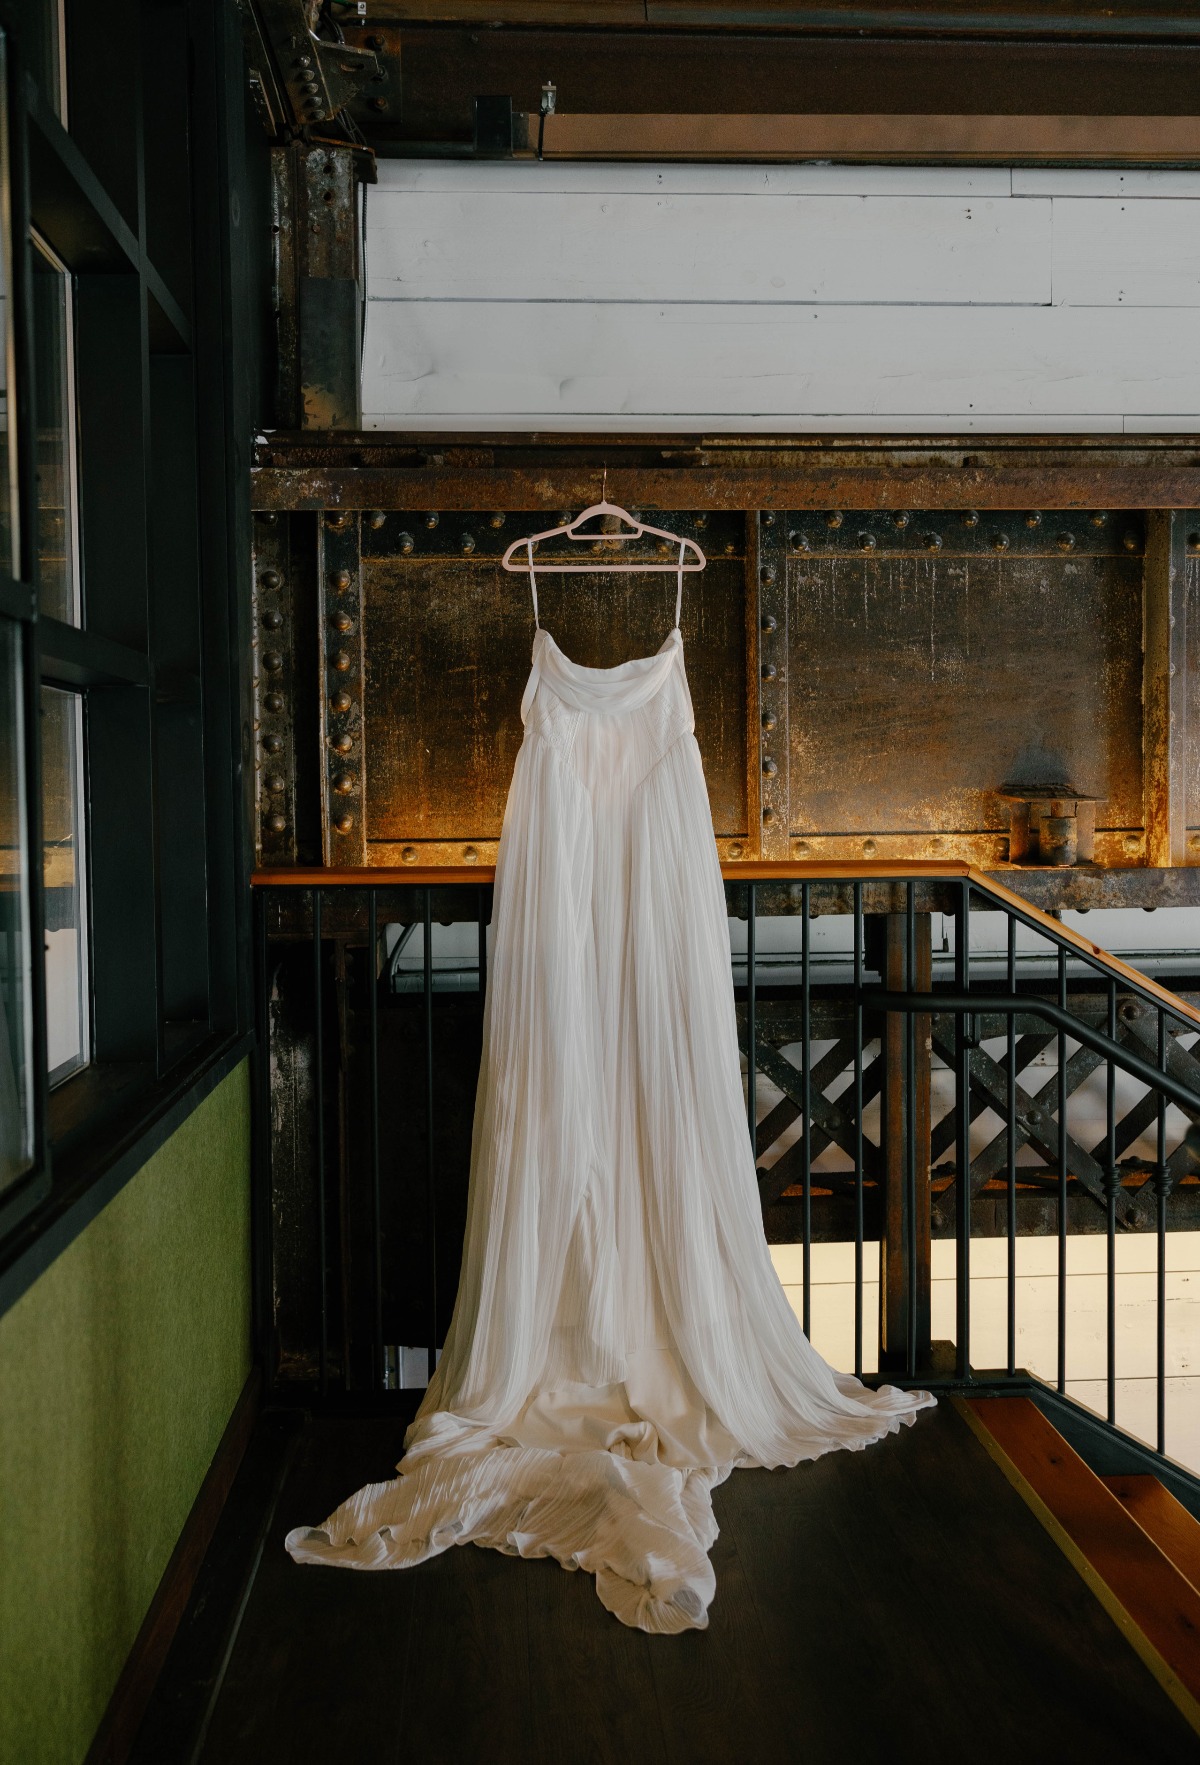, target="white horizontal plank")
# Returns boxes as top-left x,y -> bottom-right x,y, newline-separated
1052,198 -> 1200,306
1014,168 -> 1200,198
367,192 -> 1050,305
375,160 -> 1013,198
362,412 -> 1142,434
362,301 -> 1200,422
